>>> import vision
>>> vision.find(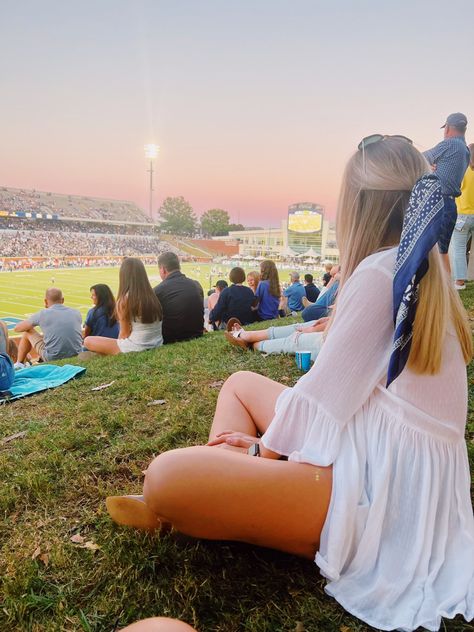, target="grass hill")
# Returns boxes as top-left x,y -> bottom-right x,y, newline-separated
1,298 -> 473,631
